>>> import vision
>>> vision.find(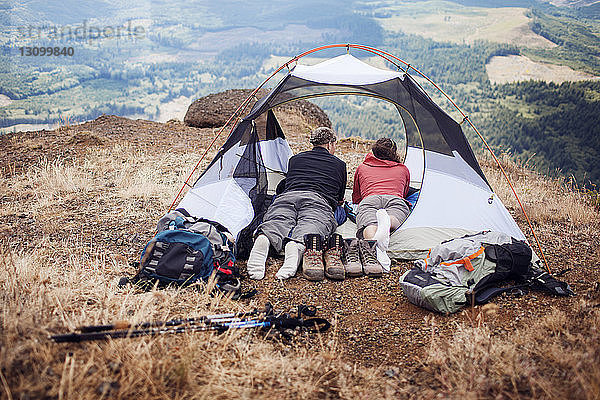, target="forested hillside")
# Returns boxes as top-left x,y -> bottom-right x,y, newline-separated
527,7 -> 600,74
1,0 -> 599,186
479,80 -> 600,184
